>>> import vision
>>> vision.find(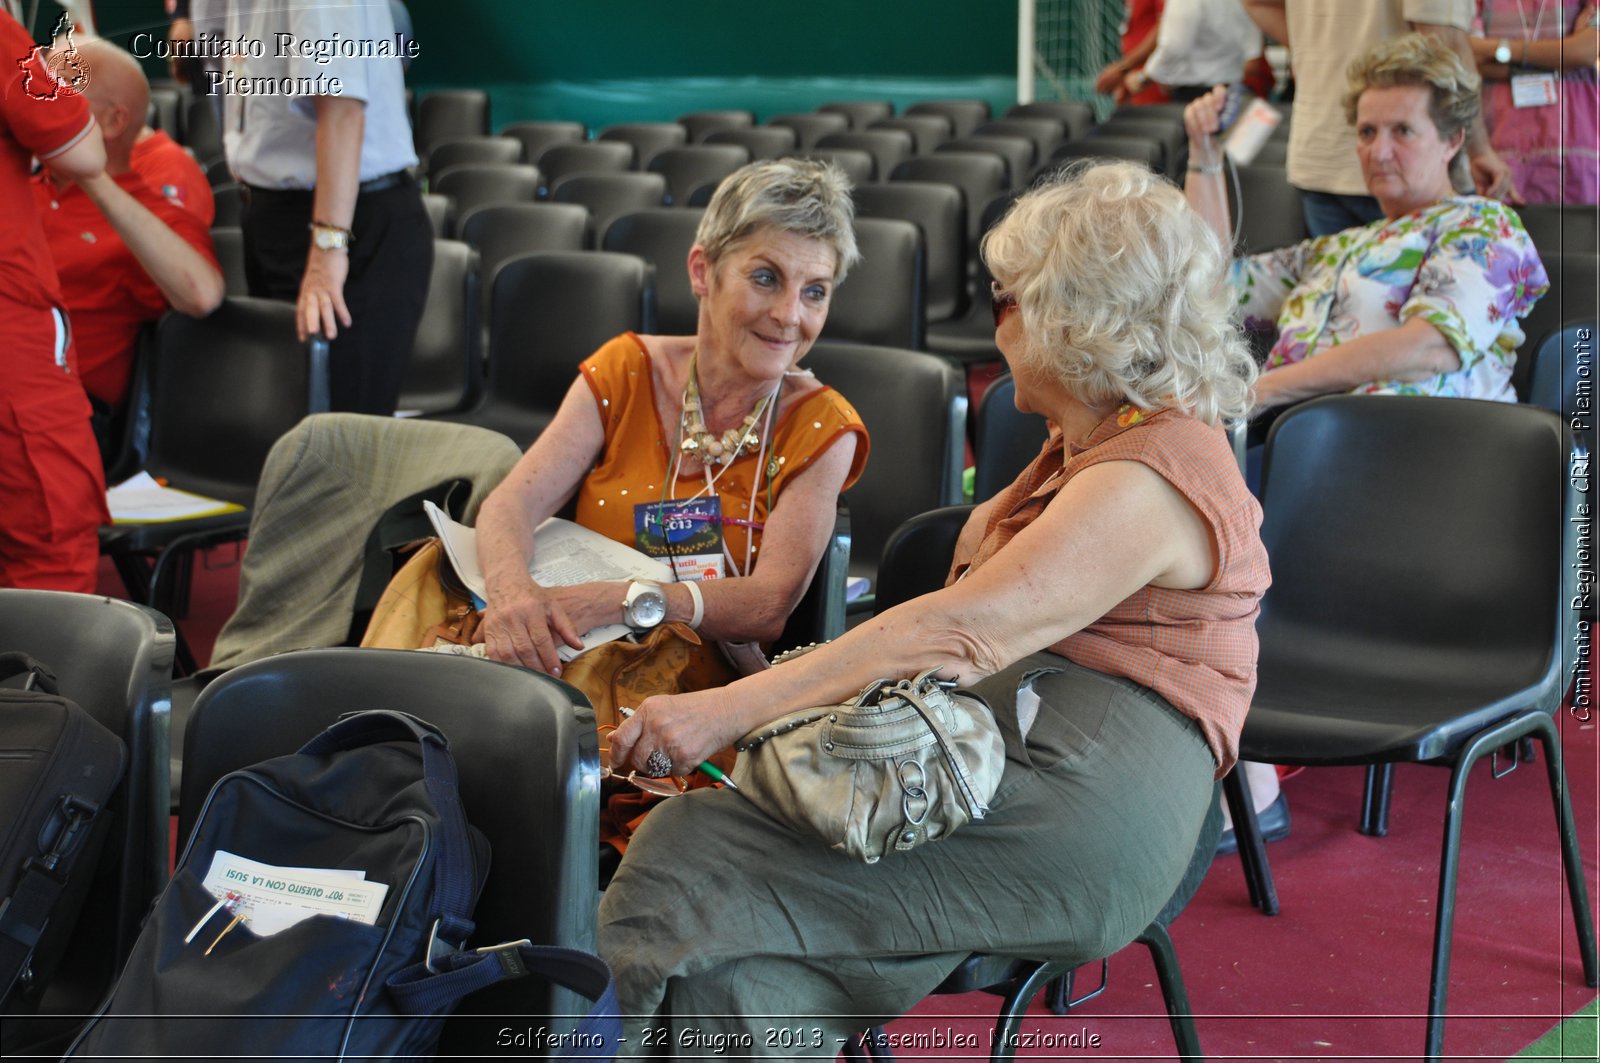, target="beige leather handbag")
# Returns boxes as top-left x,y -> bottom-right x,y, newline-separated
731,670 -> 1005,863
